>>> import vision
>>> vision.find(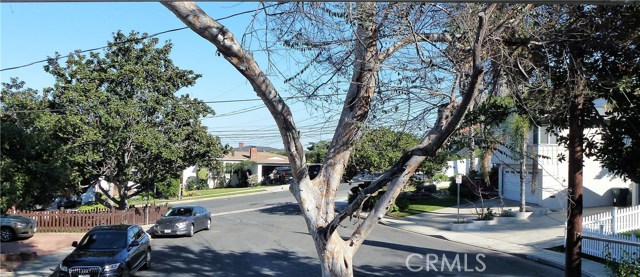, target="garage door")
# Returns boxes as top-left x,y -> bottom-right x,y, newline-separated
502,168 -> 539,205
